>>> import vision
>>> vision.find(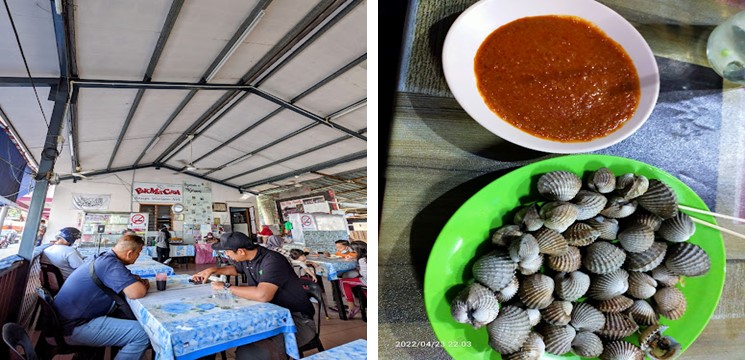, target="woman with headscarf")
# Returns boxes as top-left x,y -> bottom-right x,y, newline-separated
338,241 -> 367,319
263,234 -> 291,259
